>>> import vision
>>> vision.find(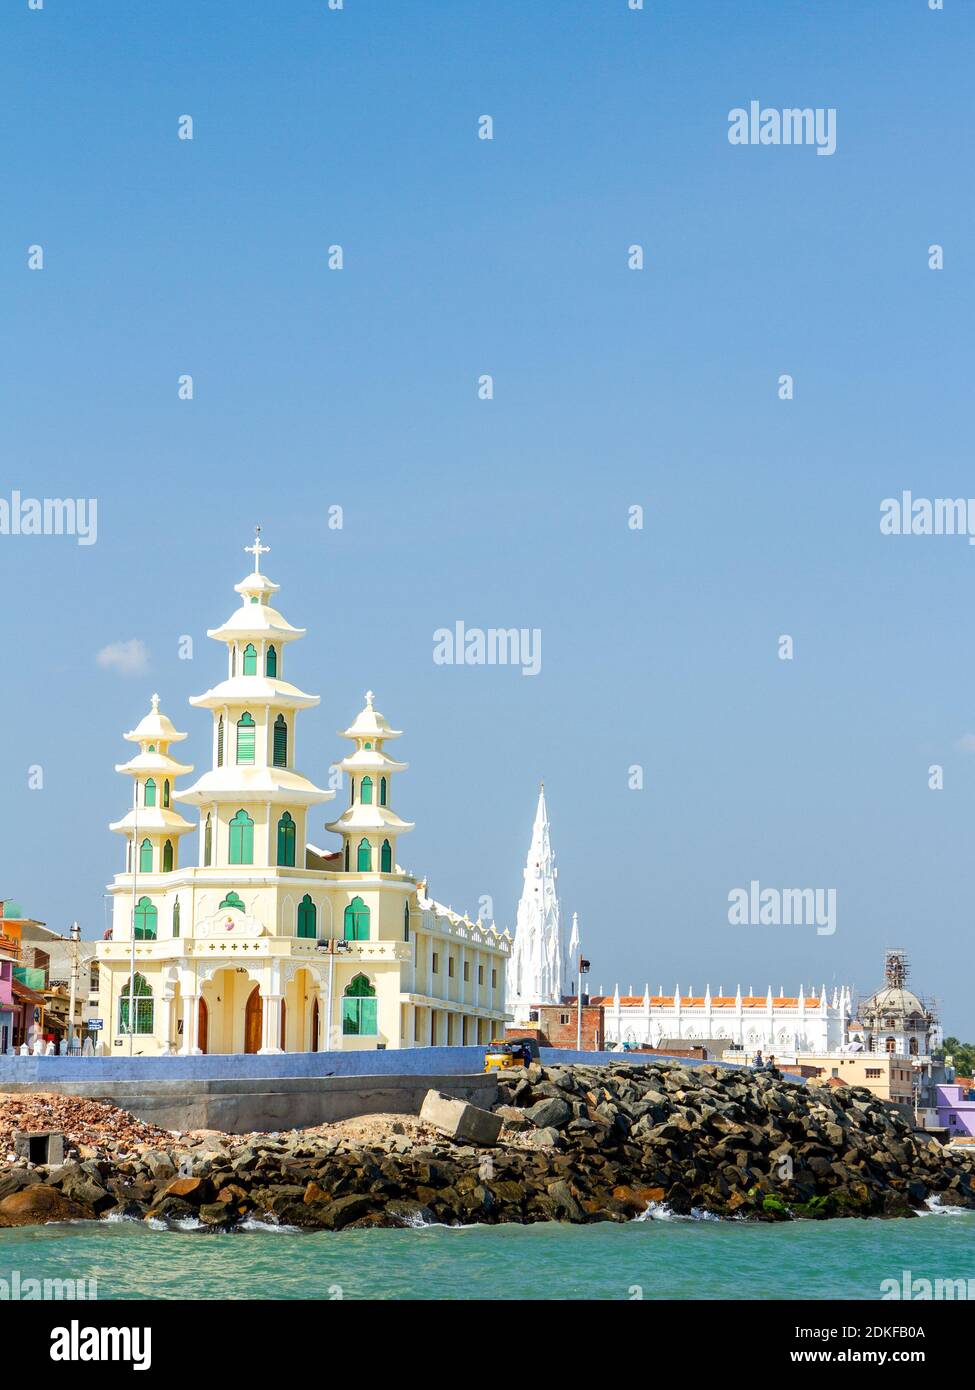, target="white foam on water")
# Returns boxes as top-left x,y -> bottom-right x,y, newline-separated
238,1218 -> 301,1234
921,1195 -> 968,1216
637,1201 -> 721,1223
